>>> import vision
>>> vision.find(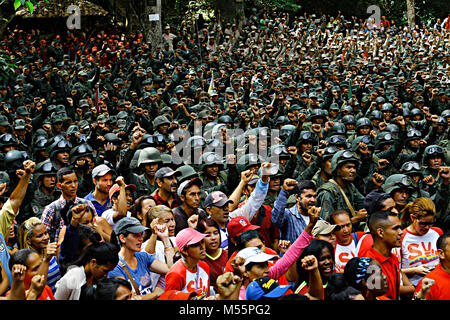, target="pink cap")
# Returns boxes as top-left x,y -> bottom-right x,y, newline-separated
176,228 -> 206,251
109,183 -> 137,199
